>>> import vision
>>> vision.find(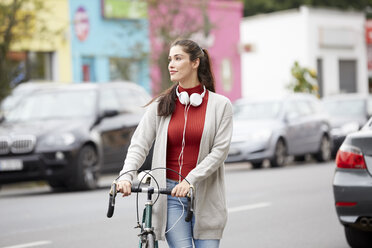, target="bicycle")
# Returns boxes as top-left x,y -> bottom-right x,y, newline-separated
107,169 -> 195,248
